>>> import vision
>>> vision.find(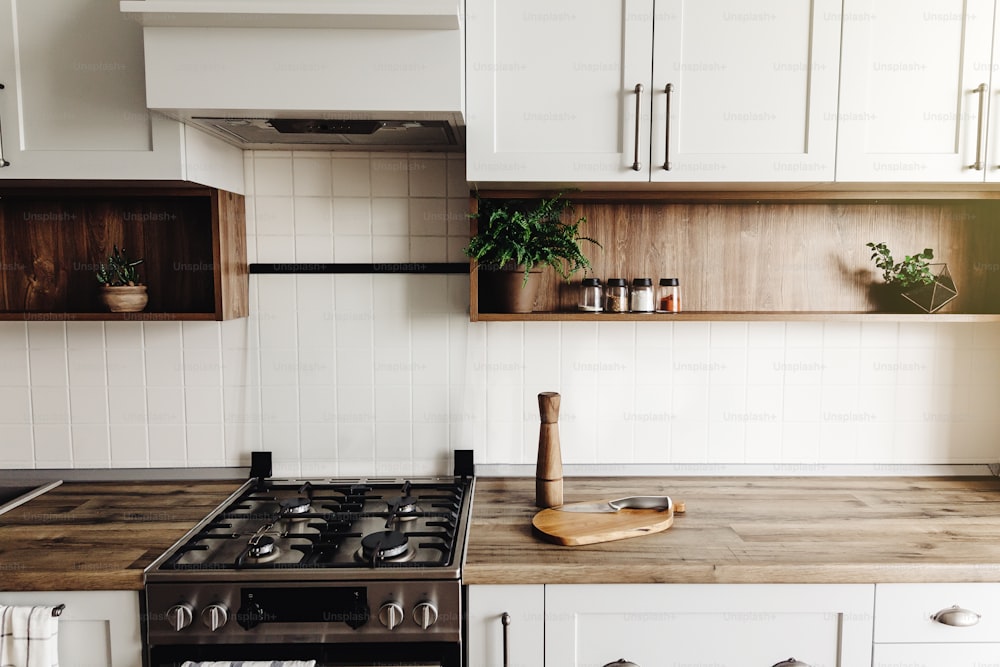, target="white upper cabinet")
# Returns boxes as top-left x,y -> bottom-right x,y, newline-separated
651,0 -> 843,182
836,0 -> 997,182
466,0 -> 842,184
466,0 -> 654,183
0,0 -> 242,190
